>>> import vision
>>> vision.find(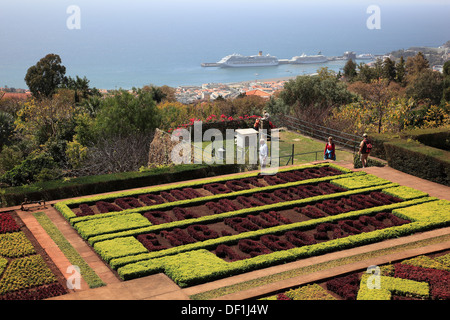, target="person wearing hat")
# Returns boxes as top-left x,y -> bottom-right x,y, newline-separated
358,133 -> 372,168
259,138 -> 268,168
